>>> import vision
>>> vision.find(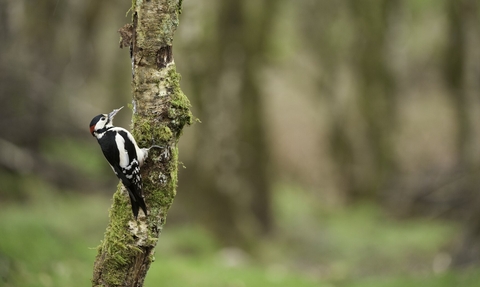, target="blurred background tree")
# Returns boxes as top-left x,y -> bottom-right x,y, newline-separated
1,0 -> 480,286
